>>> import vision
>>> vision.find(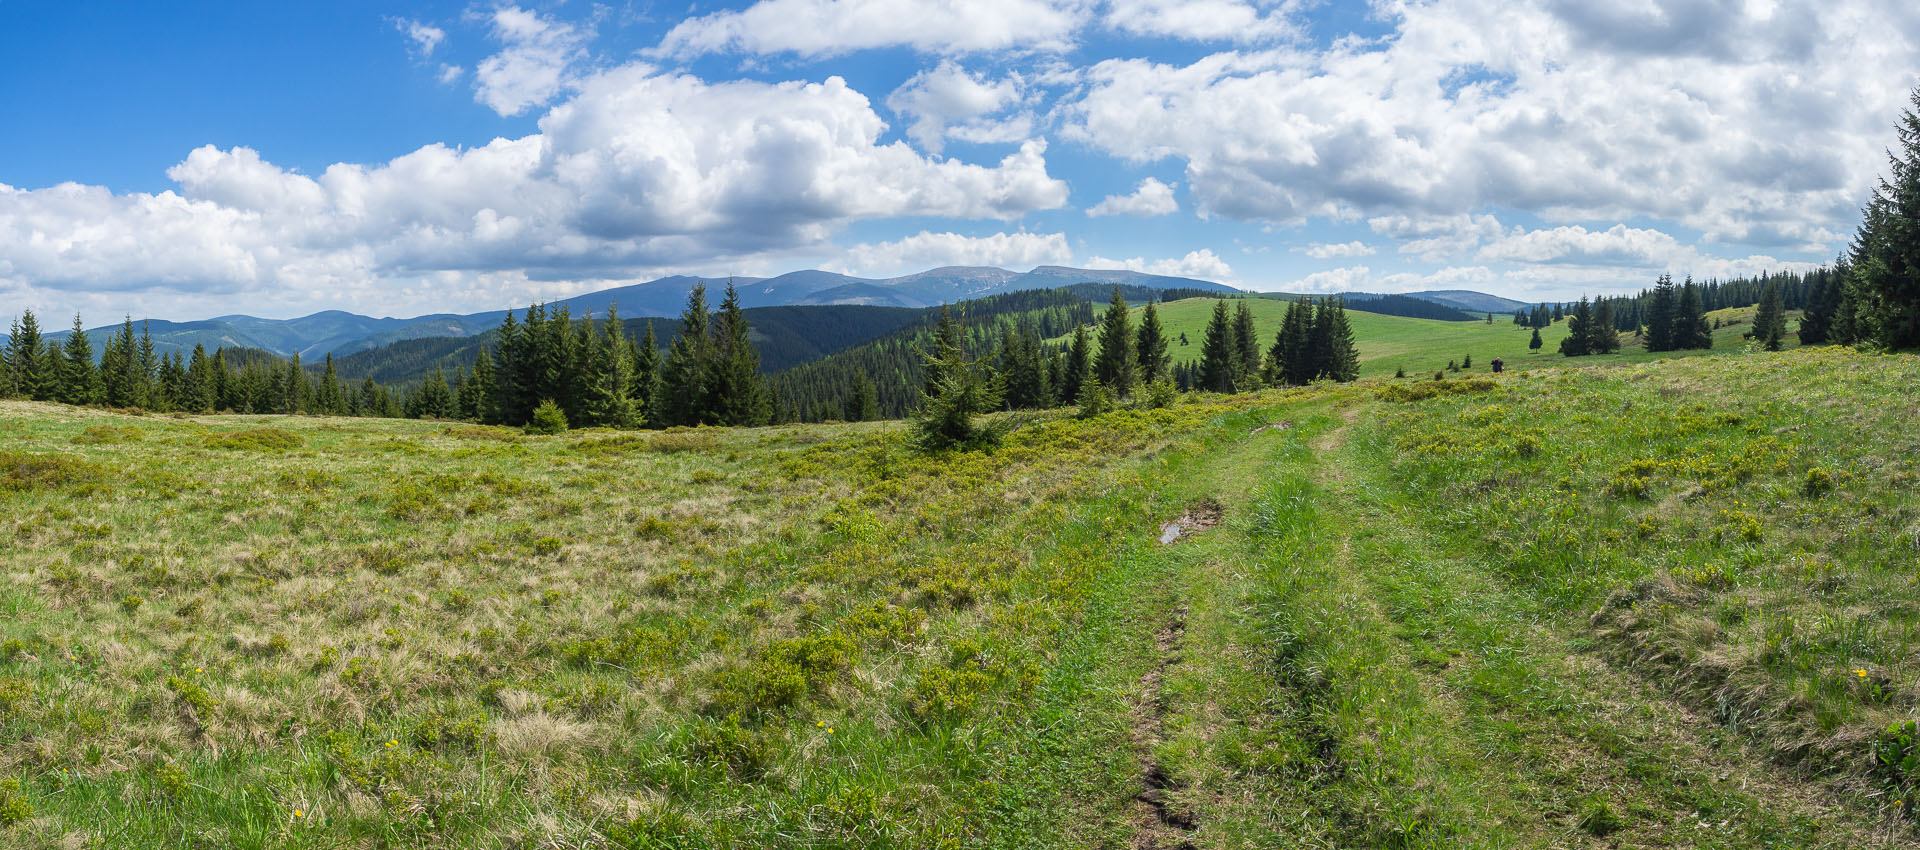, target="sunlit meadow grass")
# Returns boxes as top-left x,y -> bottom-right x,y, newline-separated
0,394 -> 1275,848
